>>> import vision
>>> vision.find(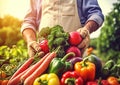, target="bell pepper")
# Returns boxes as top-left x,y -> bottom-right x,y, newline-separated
109,64 -> 120,78
33,73 -> 60,85
101,60 -> 117,78
84,54 -> 102,79
48,52 -> 75,77
86,80 -> 109,85
86,77 -> 110,85
61,71 -> 83,85
101,60 -> 114,78
74,59 -> 95,81
86,81 -> 98,85
117,64 -> 120,77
